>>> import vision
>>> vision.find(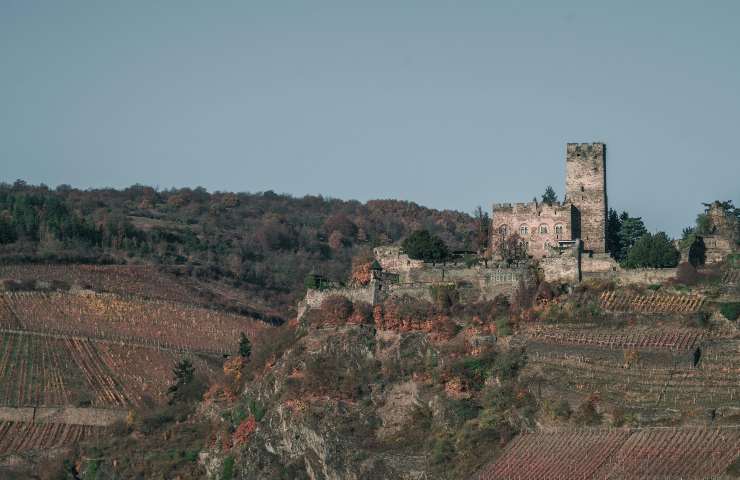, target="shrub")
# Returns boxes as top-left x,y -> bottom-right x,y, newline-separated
319,295 -> 353,325
430,435 -> 455,465
430,284 -> 459,310
573,398 -> 601,426
402,229 -> 450,262
622,232 -> 680,268
675,262 -> 699,286
720,303 -> 740,321
222,456 -> 235,480
552,400 -> 572,420
495,317 -> 512,336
